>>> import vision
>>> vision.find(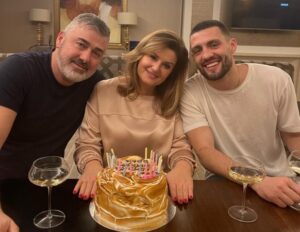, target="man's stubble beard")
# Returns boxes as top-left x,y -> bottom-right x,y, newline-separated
198,55 -> 233,81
